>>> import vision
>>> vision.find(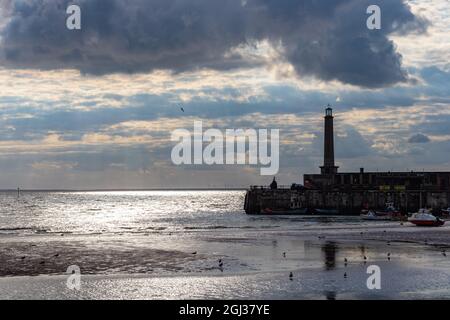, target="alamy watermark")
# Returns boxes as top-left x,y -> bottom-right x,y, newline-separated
367,5 -> 381,30
66,265 -> 81,290
171,121 -> 279,175
66,5 -> 81,30
66,4 -> 381,31
366,265 -> 381,290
